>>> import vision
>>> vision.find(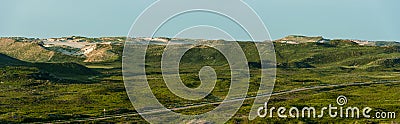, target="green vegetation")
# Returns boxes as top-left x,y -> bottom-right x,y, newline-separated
0,38 -> 399,123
